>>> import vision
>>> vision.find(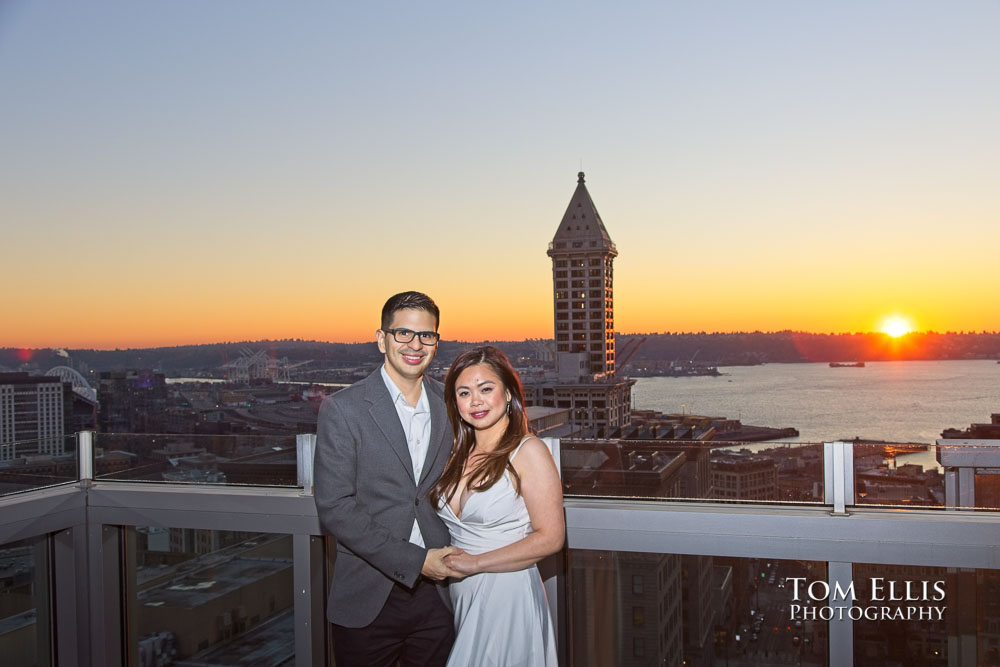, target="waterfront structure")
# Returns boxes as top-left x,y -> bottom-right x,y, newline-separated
524,172 -> 635,436
0,372 -> 66,460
